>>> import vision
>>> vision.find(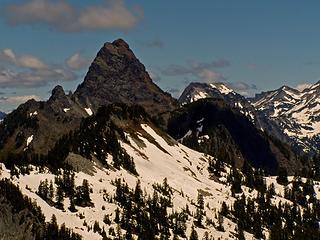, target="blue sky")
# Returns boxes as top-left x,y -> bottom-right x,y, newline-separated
1,0 -> 320,112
